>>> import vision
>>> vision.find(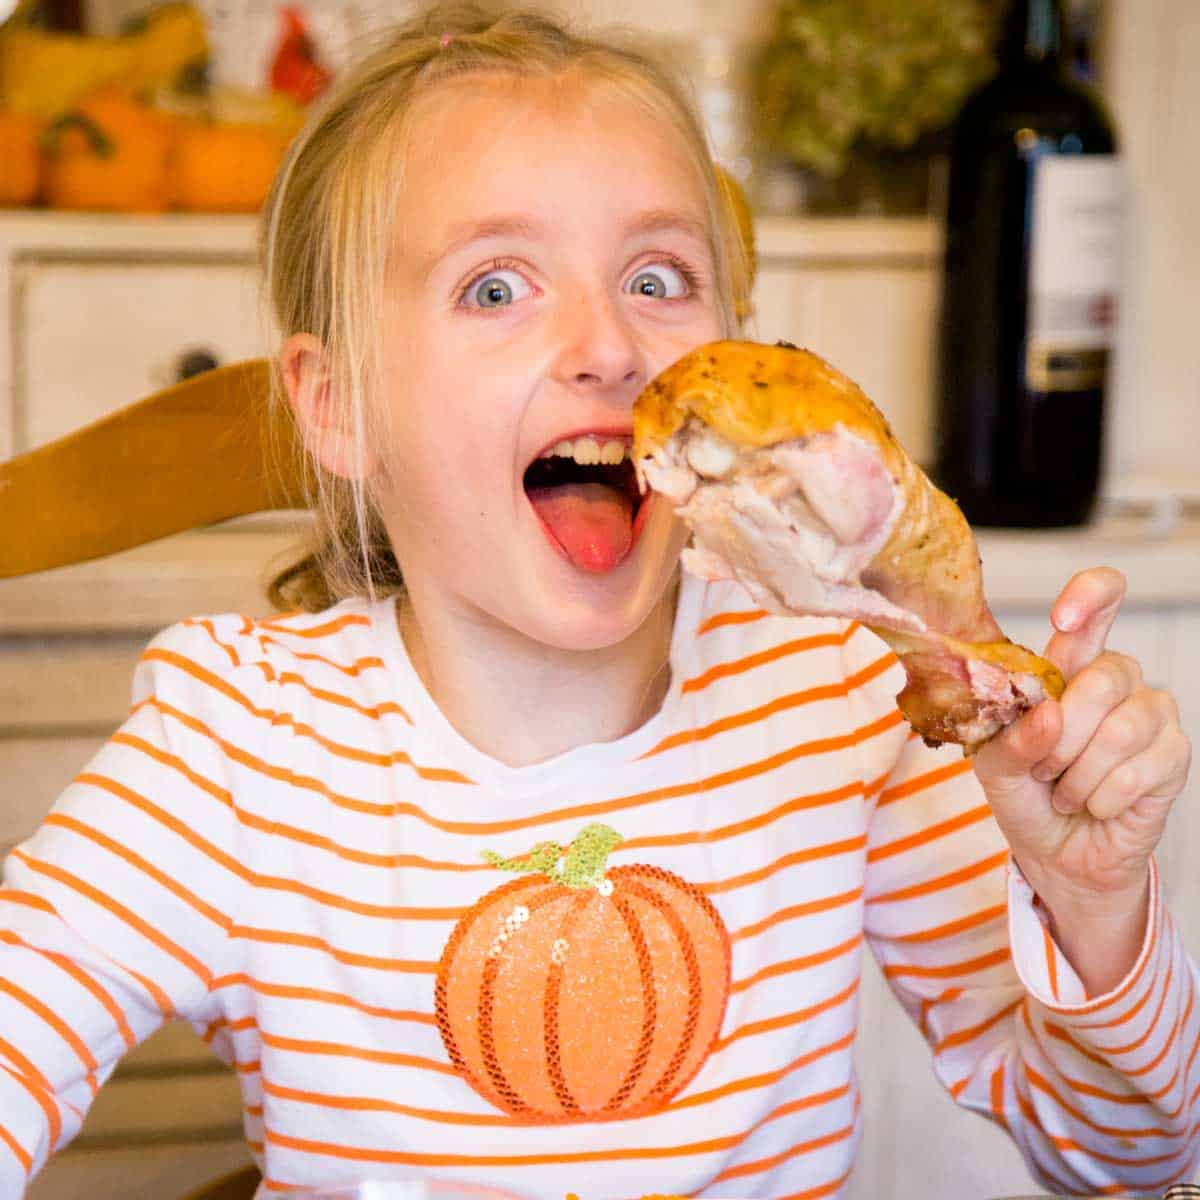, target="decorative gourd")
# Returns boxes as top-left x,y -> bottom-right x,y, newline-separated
171,119 -> 288,213
0,111 -> 41,206
0,3 -> 207,121
41,91 -> 173,213
436,824 -> 731,1121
